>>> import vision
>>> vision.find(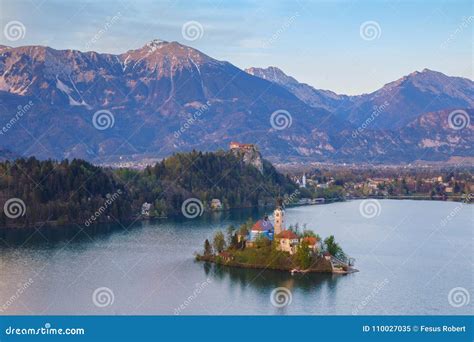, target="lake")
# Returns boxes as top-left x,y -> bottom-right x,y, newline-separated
0,200 -> 472,315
